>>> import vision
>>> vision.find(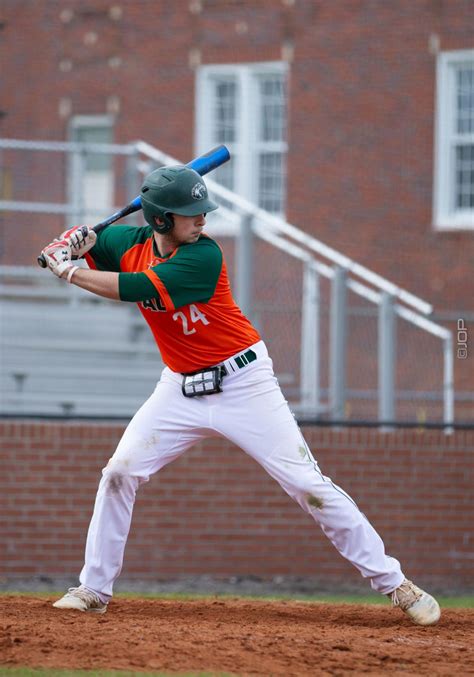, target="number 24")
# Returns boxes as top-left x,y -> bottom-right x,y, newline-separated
173,304 -> 209,335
